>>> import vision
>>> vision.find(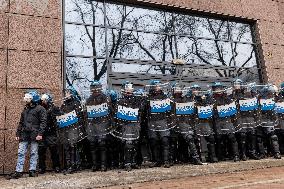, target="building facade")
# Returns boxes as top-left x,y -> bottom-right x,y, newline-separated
0,0 -> 283,173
